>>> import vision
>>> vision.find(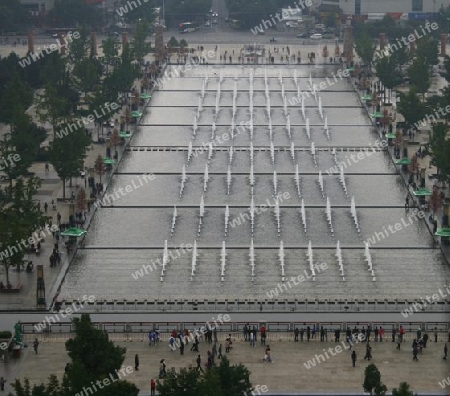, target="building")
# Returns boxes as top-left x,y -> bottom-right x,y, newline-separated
319,0 -> 450,15
19,0 -> 54,16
